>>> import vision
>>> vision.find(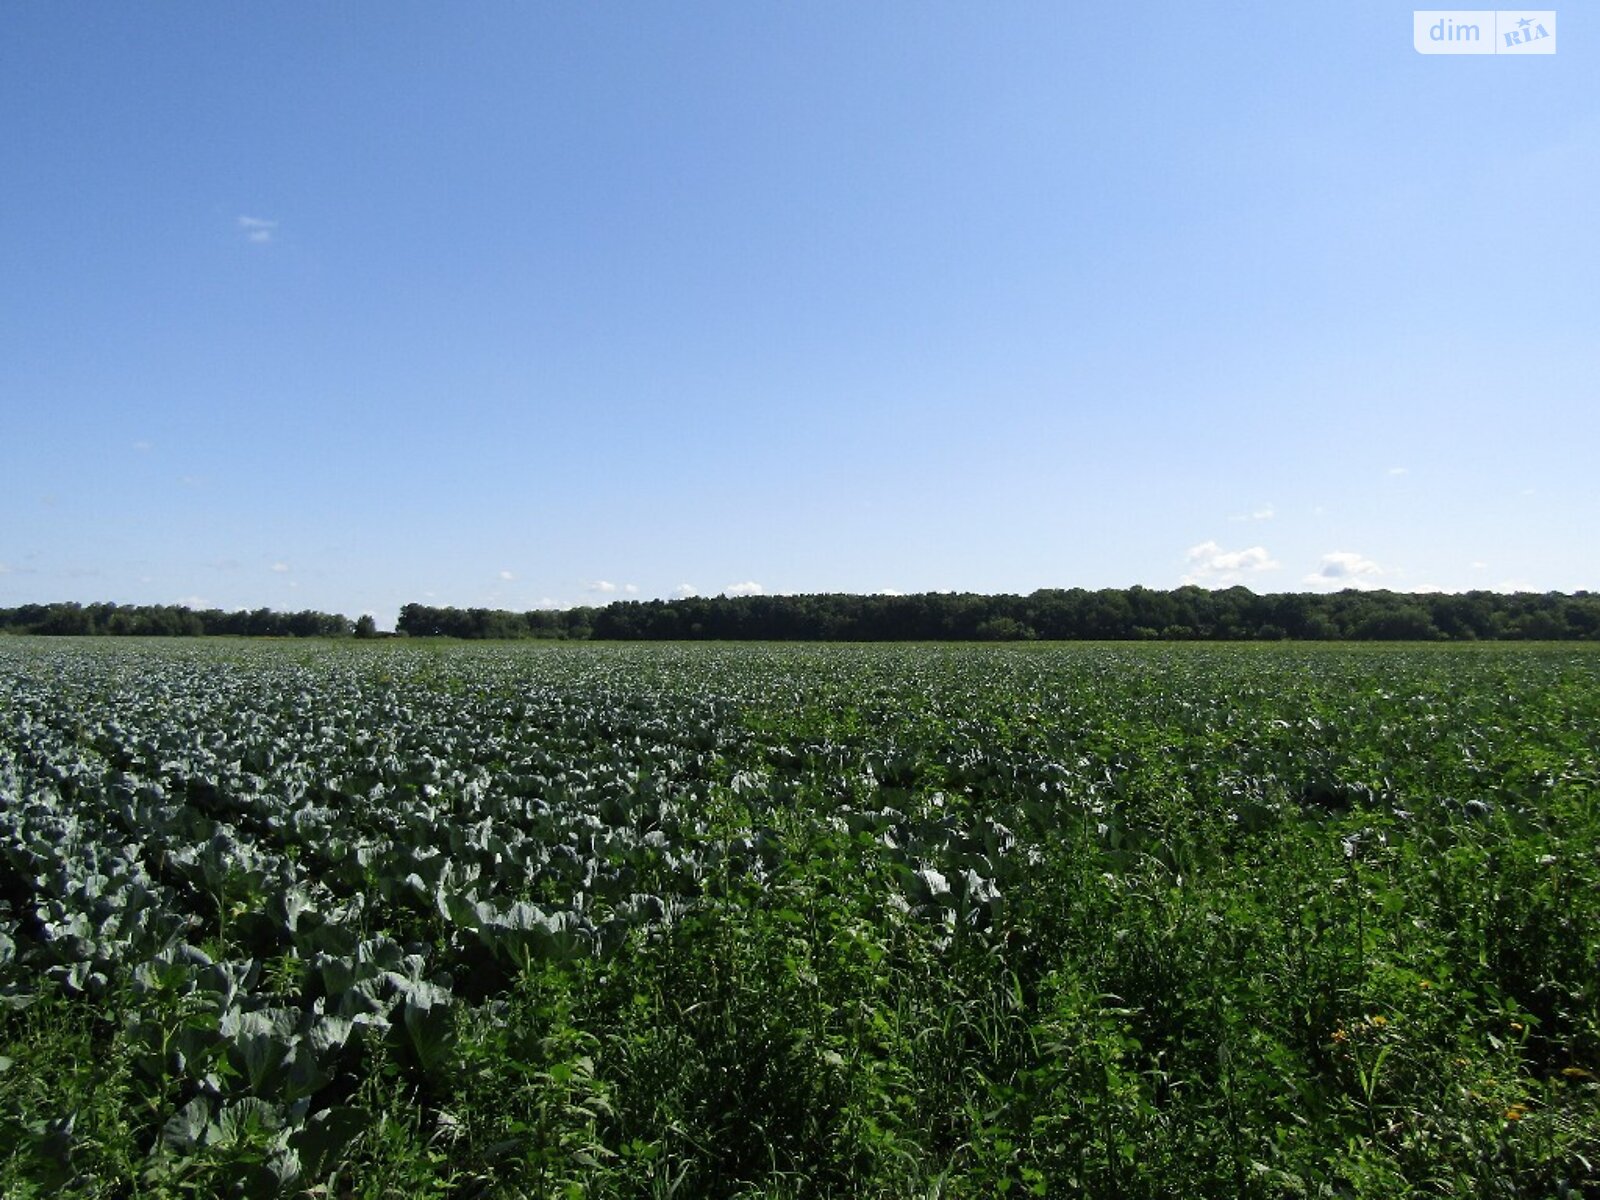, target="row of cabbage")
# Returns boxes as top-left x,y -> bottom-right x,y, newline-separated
0,642 -> 1091,1177
2,638 -> 1592,1185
